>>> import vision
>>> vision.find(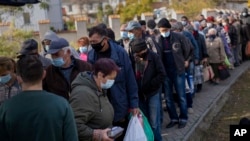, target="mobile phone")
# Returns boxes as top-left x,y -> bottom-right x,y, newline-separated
107,126 -> 124,139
